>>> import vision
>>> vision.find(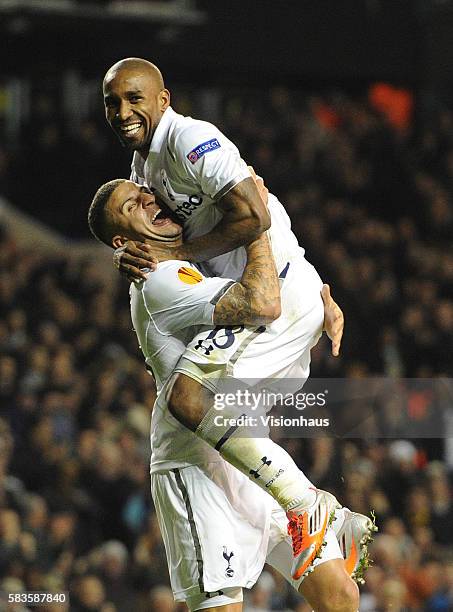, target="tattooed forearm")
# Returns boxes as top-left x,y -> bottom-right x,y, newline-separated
213,283 -> 252,326
214,233 -> 281,326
